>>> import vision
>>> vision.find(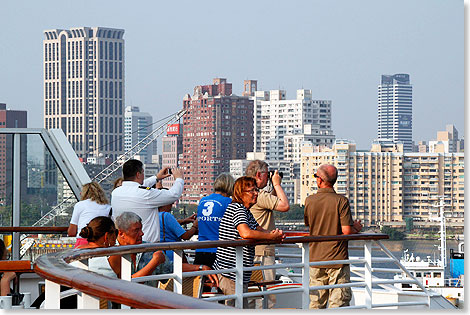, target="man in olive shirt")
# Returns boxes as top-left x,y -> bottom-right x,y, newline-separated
246,160 -> 289,308
304,164 -> 362,309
